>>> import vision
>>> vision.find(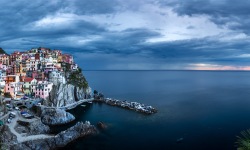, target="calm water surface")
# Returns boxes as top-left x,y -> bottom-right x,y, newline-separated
64,71 -> 250,150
